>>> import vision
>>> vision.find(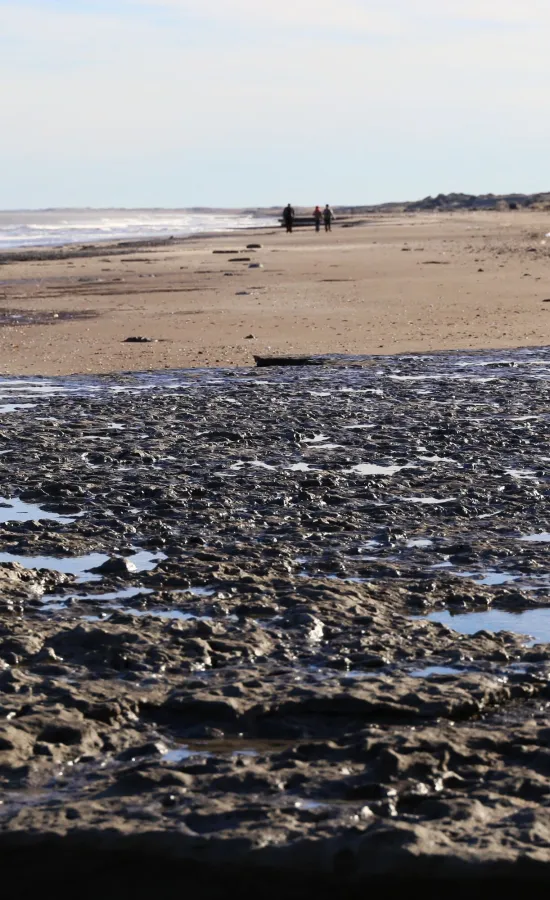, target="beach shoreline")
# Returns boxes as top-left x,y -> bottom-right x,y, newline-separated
0,222 -> 280,263
0,210 -> 548,376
